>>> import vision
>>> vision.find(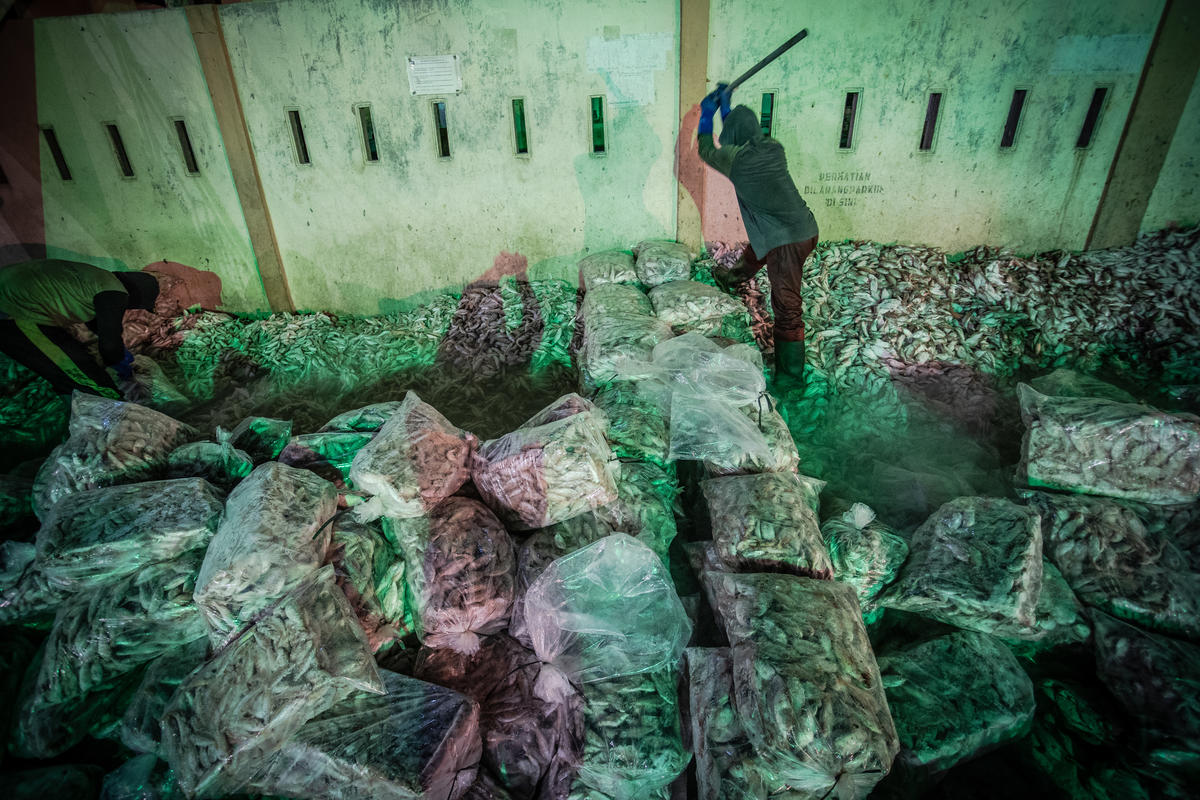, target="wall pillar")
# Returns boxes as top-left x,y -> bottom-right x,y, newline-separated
1087,0 -> 1200,249
185,4 -> 293,311
676,0 -> 709,251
